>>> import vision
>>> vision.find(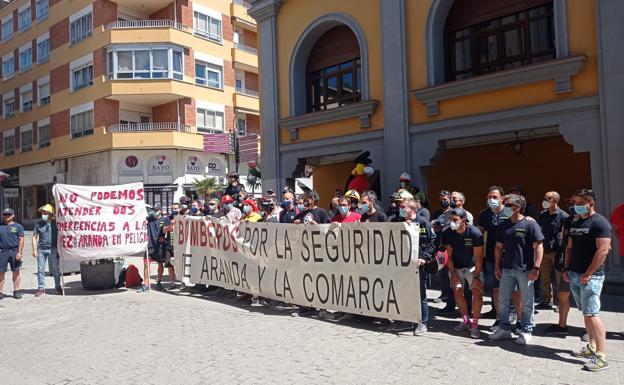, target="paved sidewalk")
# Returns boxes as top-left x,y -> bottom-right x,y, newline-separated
1,233 -> 623,384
